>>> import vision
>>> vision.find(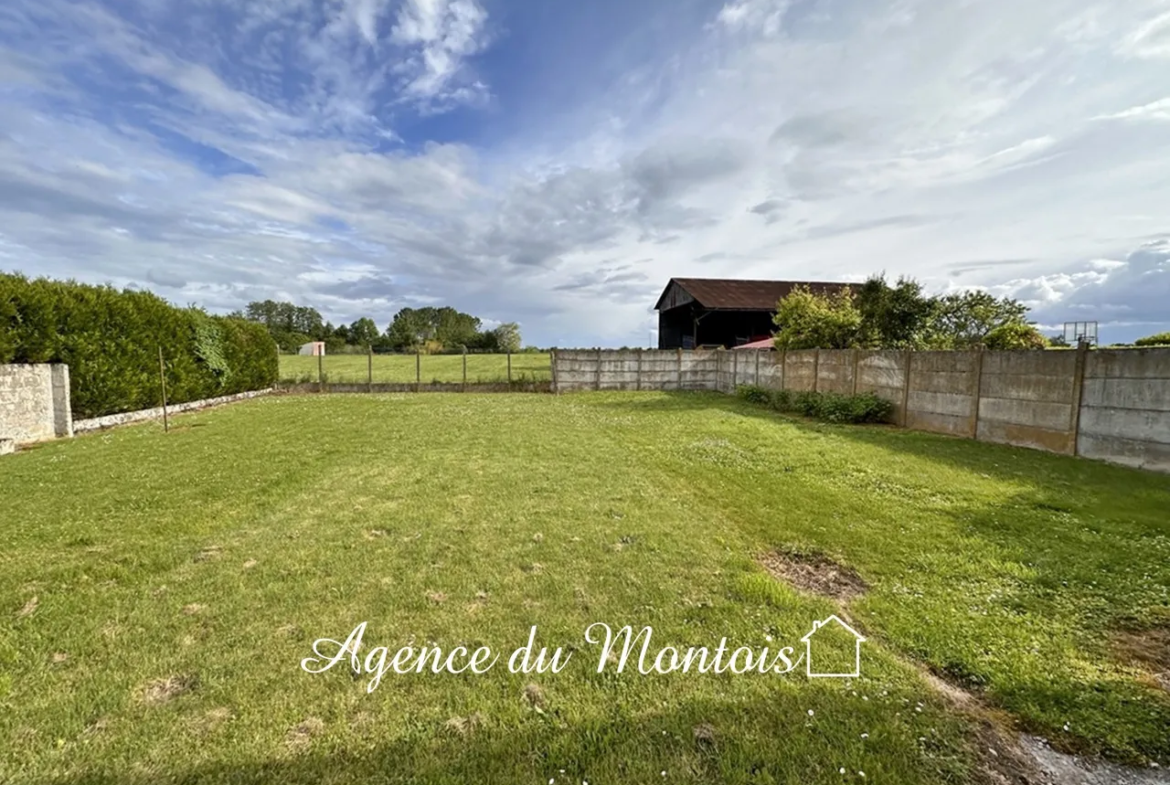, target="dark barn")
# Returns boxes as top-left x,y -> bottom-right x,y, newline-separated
654,278 -> 858,350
